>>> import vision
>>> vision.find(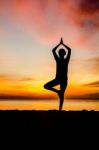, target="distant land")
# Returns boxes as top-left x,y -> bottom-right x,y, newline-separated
0,93 -> 99,100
